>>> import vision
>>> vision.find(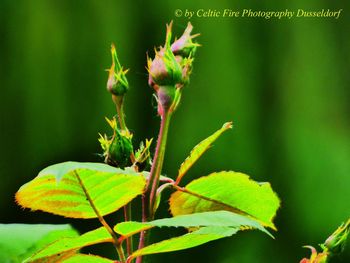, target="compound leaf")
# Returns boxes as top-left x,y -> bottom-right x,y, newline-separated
16,162 -> 146,218
170,171 -> 280,229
